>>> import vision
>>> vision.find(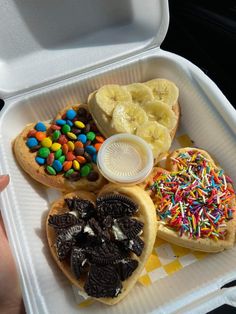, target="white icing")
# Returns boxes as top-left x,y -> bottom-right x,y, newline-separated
128,240 -> 134,249
115,287 -> 121,296
81,259 -> 87,267
112,221 -> 127,240
138,229 -> 143,236
69,211 -> 78,217
120,258 -> 128,264
78,289 -> 89,300
84,225 -> 95,236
